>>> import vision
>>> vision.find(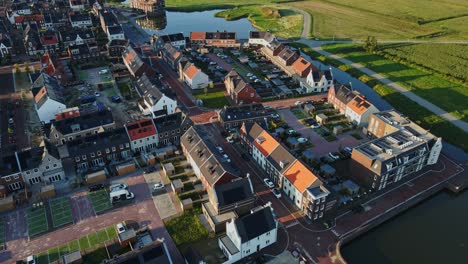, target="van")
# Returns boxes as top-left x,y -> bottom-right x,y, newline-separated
109,189 -> 134,203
